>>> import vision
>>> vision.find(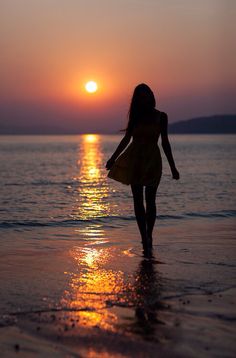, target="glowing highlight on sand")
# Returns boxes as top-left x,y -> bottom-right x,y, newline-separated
61,246 -> 124,330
